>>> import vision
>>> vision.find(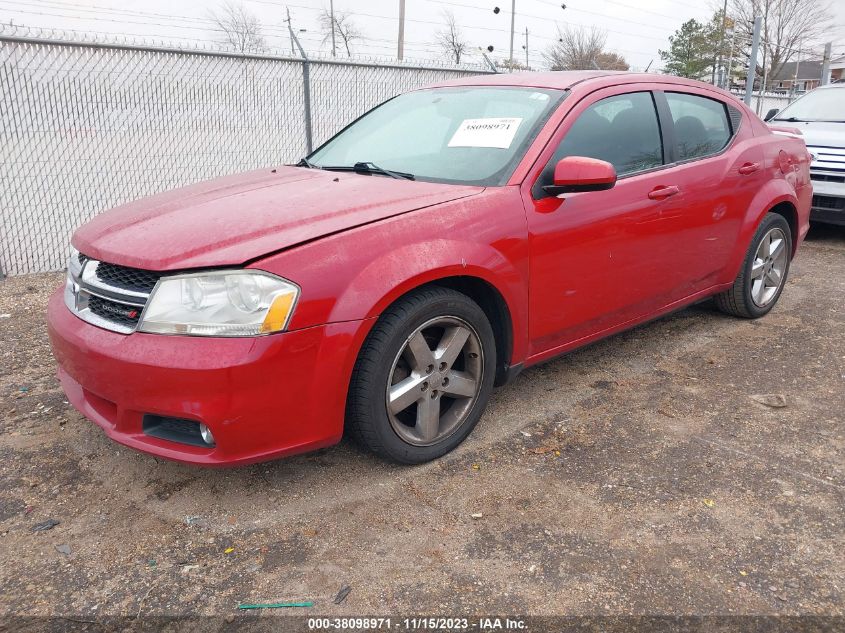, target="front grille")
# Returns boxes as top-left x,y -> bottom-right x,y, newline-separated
66,255 -> 160,334
812,195 -> 845,212
811,173 -> 845,184
96,262 -> 161,294
87,294 -> 142,329
807,145 -> 845,173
